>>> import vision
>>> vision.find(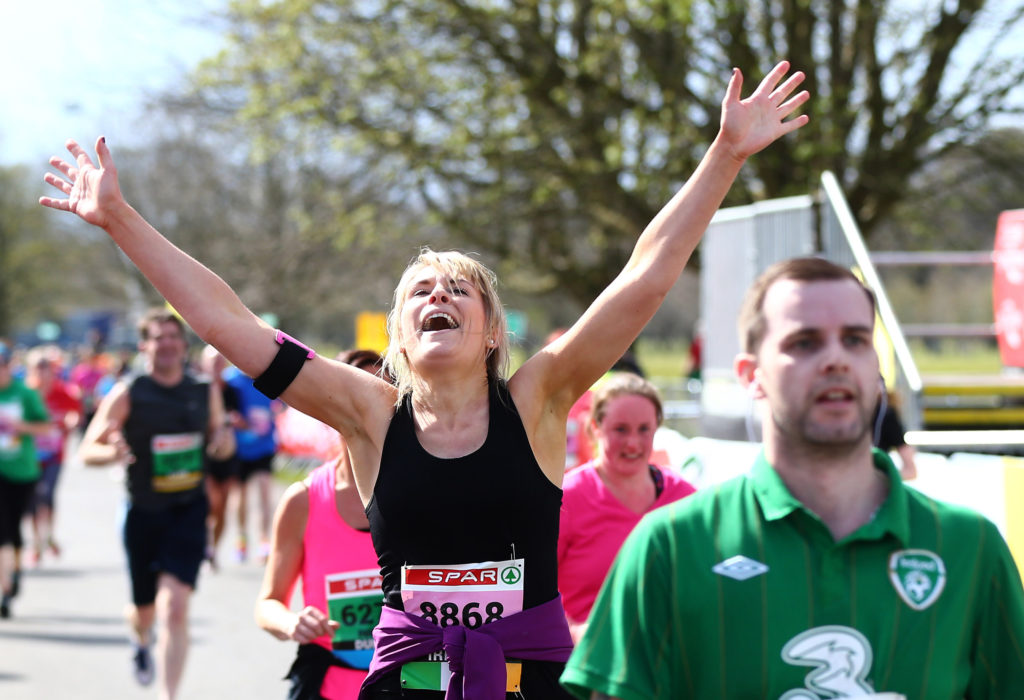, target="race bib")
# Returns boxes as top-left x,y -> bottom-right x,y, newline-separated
151,432 -> 203,492
0,401 -> 24,453
325,569 -> 384,670
246,406 -> 274,436
35,426 -> 63,461
400,558 -> 525,693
